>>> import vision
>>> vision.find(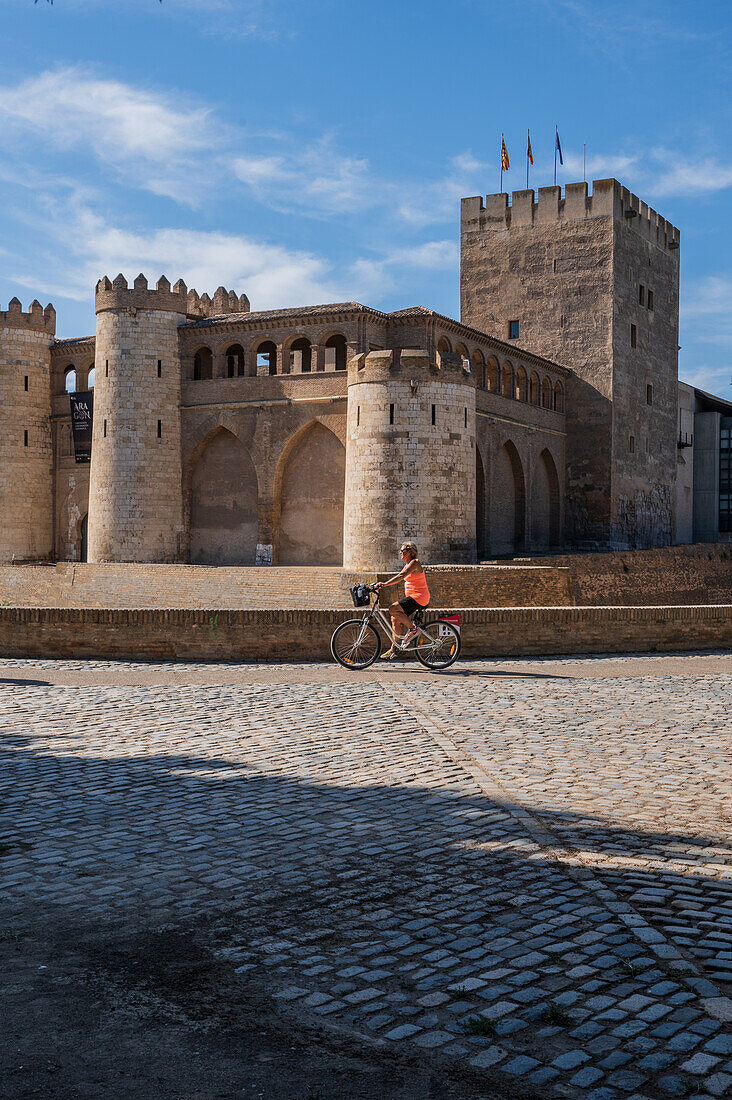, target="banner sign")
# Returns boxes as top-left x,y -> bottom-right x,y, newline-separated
69,390 -> 94,464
